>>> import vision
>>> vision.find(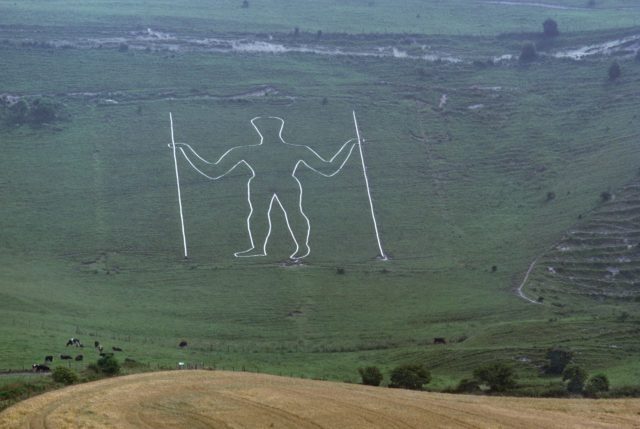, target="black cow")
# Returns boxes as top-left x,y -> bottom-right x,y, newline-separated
112,346 -> 123,352
94,341 -> 100,348
99,352 -> 114,358
179,341 -> 188,348
60,354 -> 73,360
433,337 -> 447,345
75,355 -> 84,361
44,355 -> 53,363
32,364 -> 50,372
